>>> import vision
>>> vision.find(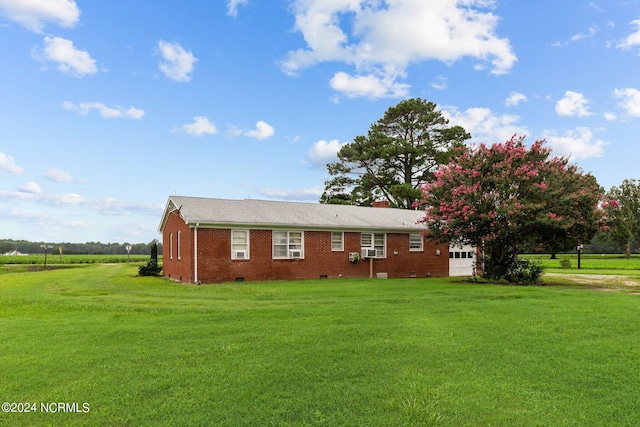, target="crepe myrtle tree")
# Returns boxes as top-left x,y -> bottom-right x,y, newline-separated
420,136 -> 604,282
